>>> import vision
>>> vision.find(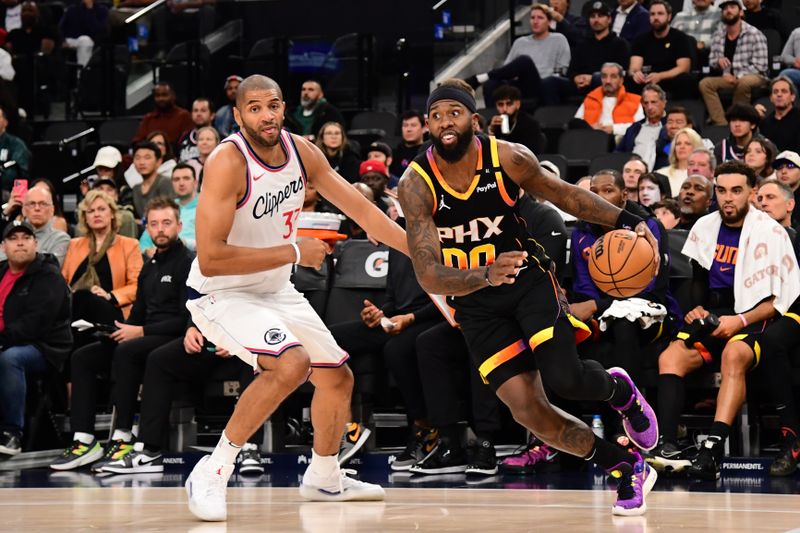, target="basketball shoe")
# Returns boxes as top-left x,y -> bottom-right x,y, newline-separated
103,444 -> 163,474
0,431 -> 21,456
688,437 -> 723,480
300,467 -> 385,501
338,422 -> 371,466
91,439 -> 133,473
391,426 -> 438,471
186,455 -> 234,521
607,367 -> 659,451
238,443 -> 264,475
500,441 -> 560,474
465,439 -> 498,475
645,439 -> 693,473
409,440 -> 468,475
770,429 -> 800,477
50,439 -> 103,470
610,451 -> 657,516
